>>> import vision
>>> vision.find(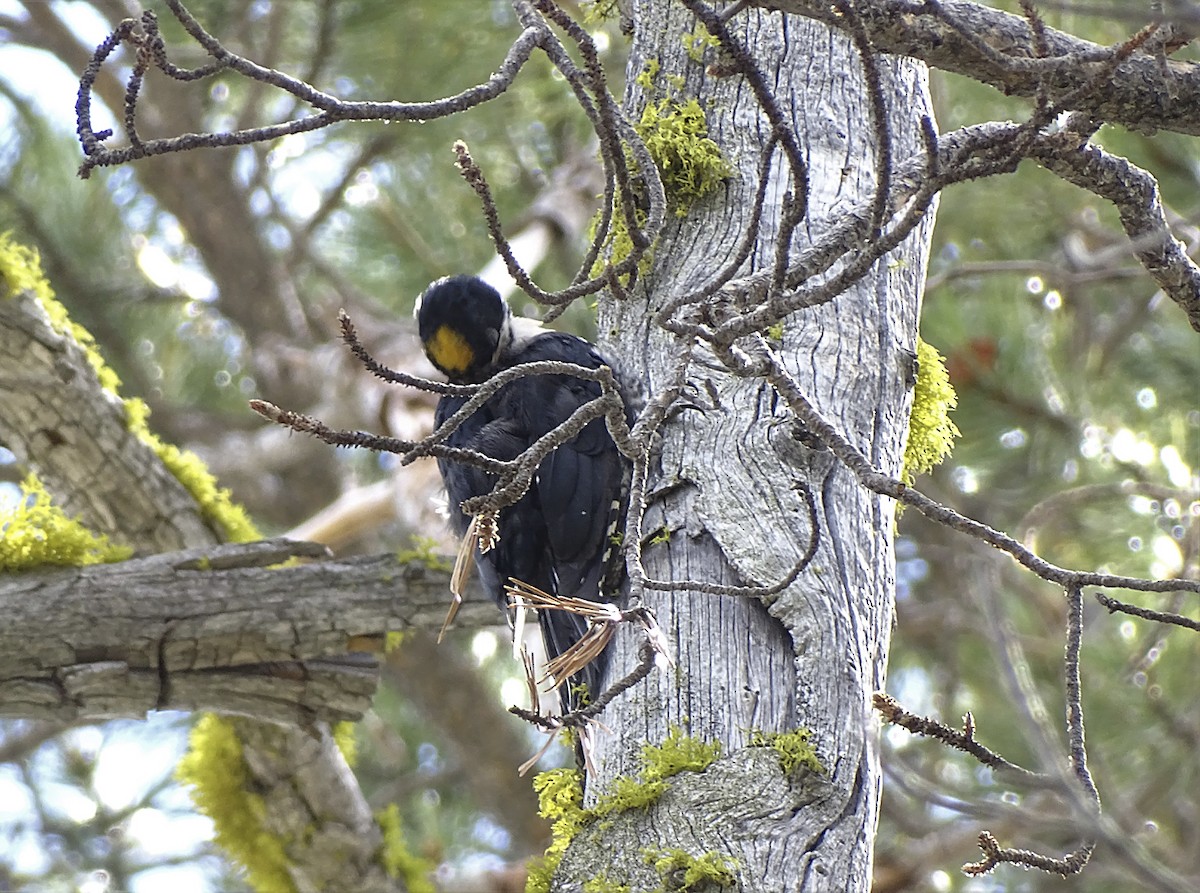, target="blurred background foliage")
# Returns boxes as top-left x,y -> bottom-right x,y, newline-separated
0,1 -> 1196,891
